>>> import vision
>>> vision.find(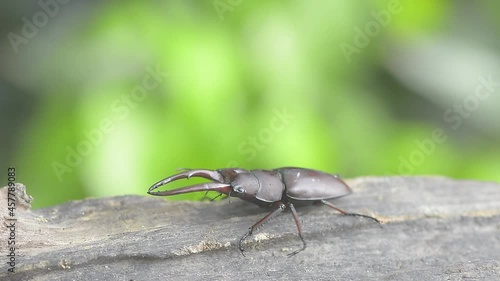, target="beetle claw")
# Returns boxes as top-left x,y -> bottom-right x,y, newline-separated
148,169 -> 231,196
